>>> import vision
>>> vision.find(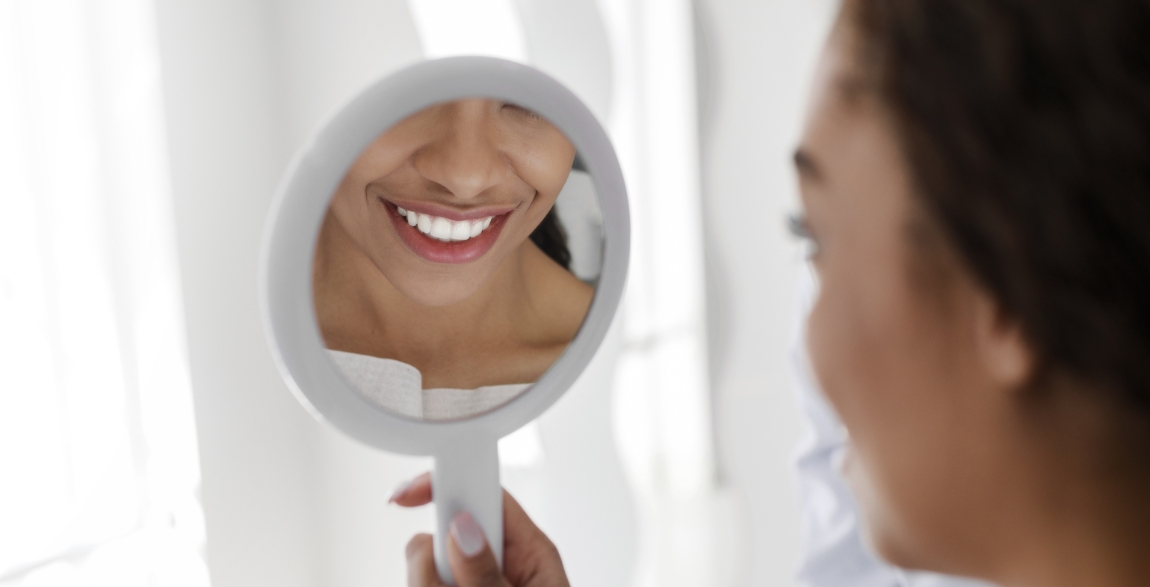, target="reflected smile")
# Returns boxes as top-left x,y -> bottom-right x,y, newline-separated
378,197 -> 514,264
397,207 -> 496,242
